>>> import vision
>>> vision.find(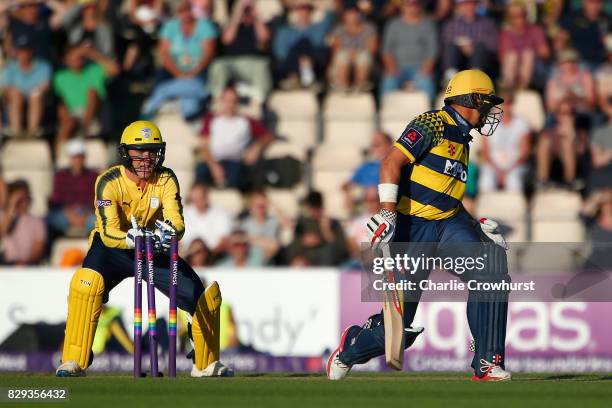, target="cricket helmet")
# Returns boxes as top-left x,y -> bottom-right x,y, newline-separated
444,69 -> 504,136
118,120 -> 166,172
